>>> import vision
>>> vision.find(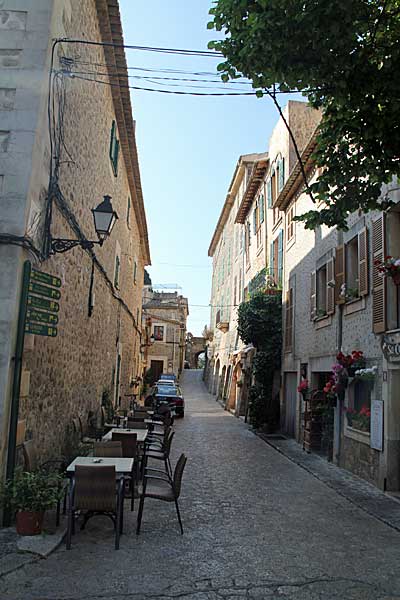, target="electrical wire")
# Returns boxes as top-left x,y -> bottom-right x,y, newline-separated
59,38 -> 223,57
69,73 -> 257,96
